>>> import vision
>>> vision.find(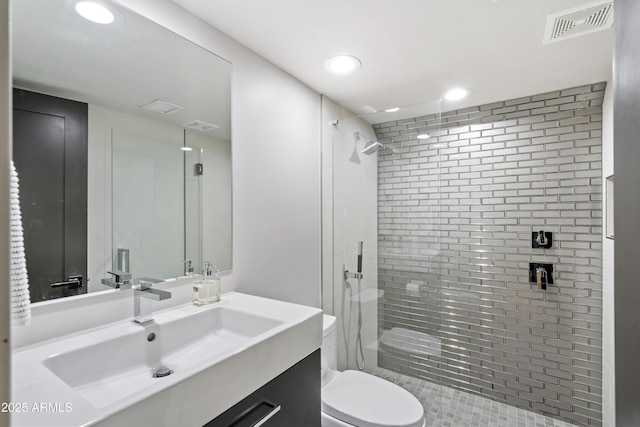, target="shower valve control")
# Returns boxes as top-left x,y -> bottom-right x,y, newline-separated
345,241 -> 365,280
532,230 -> 553,249
529,263 -> 554,290
344,270 -> 363,280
